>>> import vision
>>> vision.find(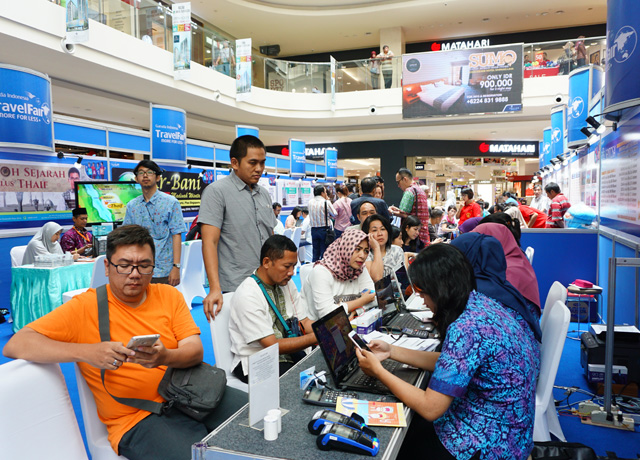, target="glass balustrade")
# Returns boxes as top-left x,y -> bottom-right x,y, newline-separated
48,1 -> 605,93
